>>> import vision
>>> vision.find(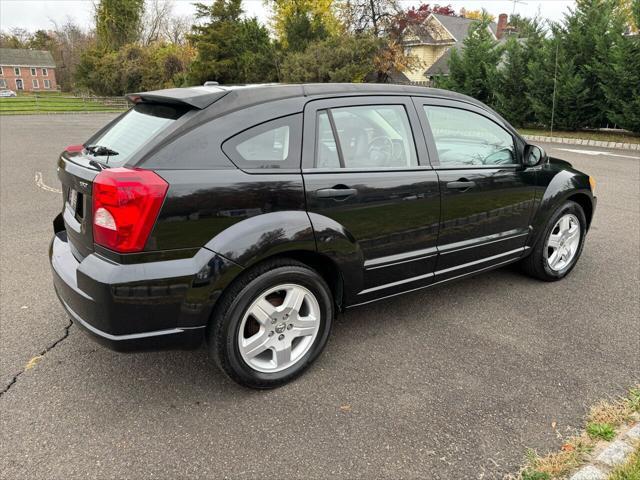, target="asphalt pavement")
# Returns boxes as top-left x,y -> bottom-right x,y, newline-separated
1,114 -> 638,479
